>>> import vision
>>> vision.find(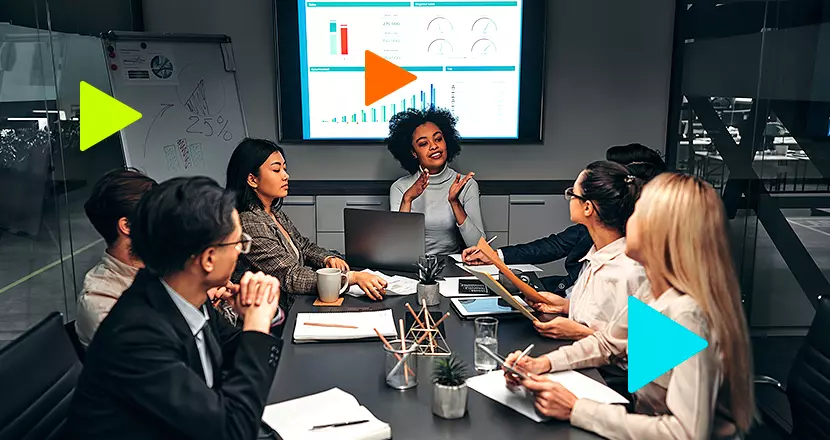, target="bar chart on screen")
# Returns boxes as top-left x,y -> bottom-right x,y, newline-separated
299,0 -> 523,140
